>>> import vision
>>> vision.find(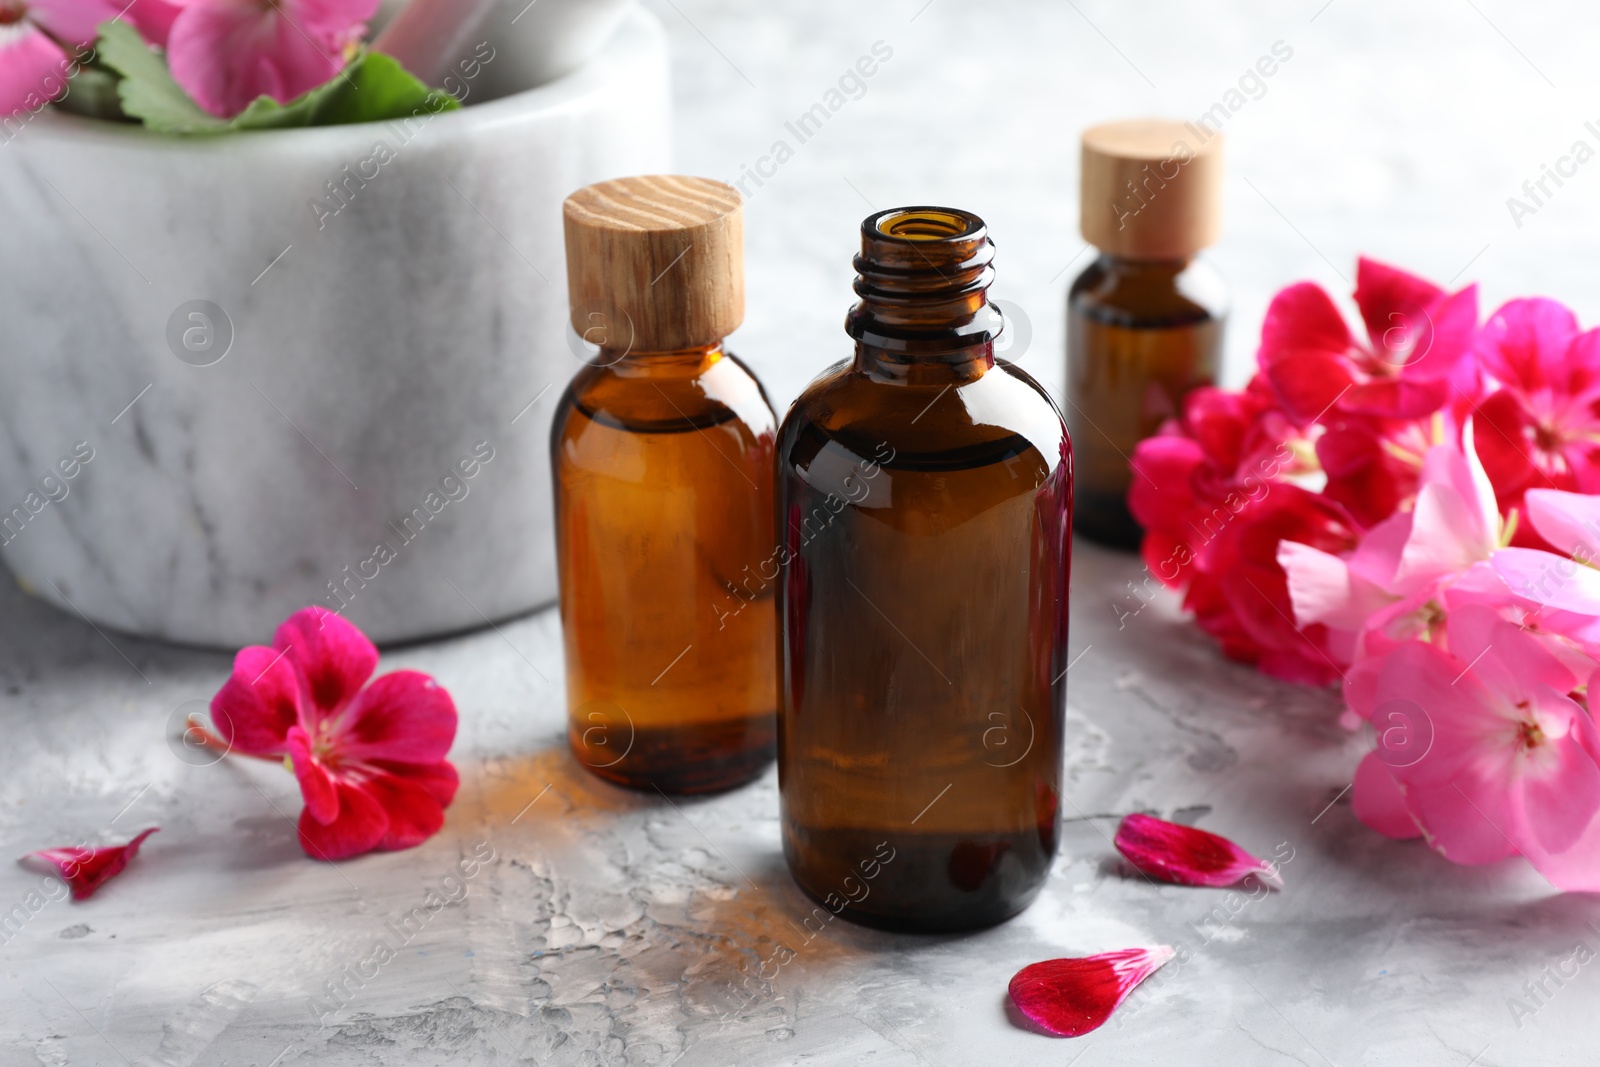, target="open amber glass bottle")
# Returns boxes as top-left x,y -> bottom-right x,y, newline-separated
775,207 -> 1071,931
553,176 -> 777,793
1068,120 -> 1227,548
